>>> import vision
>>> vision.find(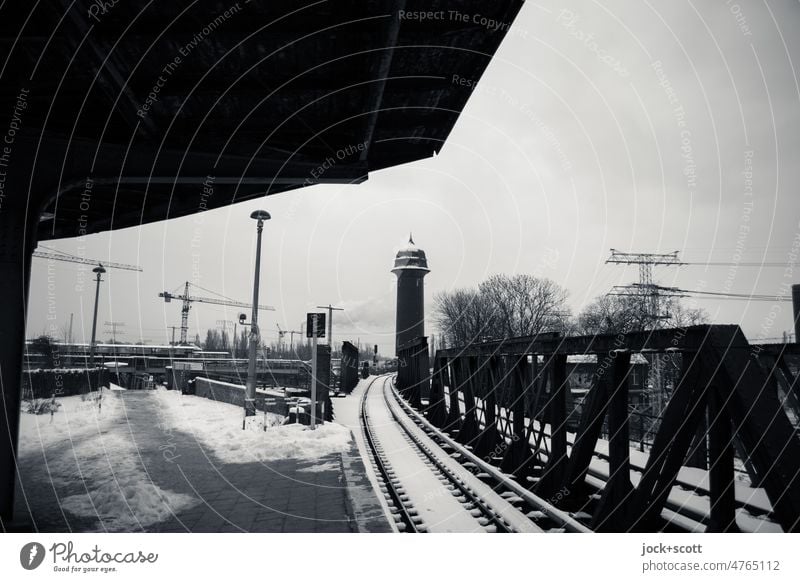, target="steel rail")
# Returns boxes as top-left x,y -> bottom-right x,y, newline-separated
389,380 -> 591,533
359,374 -> 420,533
378,378 -> 519,533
